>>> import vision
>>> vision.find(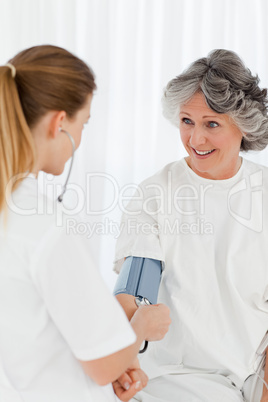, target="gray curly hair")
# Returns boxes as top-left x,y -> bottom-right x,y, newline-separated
162,49 -> 268,151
